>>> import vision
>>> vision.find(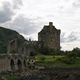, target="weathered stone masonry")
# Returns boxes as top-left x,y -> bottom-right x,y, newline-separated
38,22 -> 61,50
